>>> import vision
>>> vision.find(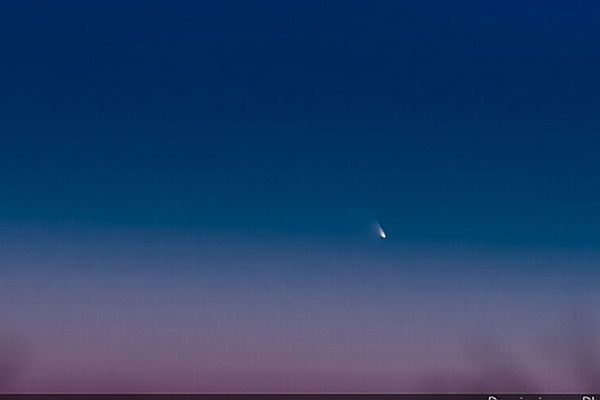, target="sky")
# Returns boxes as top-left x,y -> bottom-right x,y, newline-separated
1,0 -> 600,393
